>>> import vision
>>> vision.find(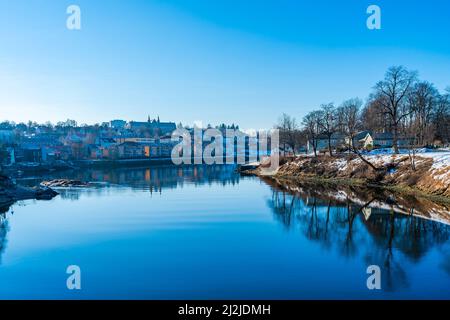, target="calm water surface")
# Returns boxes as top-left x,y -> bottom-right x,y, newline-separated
0,165 -> 449,299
